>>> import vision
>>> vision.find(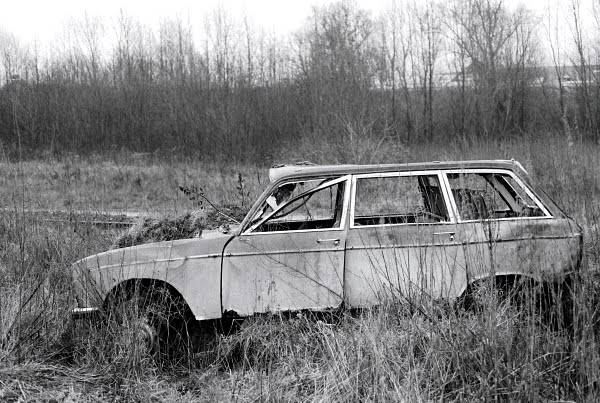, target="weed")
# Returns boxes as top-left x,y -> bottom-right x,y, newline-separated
113,211 -> 207,248
1,138 -> 600,401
